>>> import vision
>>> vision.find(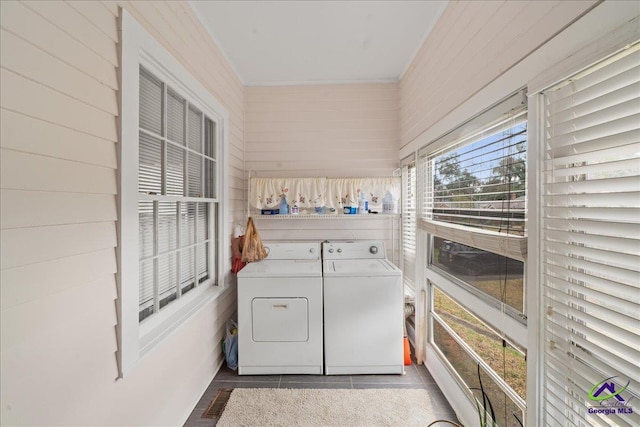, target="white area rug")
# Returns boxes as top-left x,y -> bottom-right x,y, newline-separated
216,388 -> 446,427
